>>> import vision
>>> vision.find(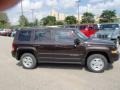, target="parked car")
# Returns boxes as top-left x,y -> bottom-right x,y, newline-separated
6,29 -> 13,37
64,24 -> 99,38
78,24 -> 99,38
0,30 -> 7,36
64,25 -> 77,28
94,24 -> 120,45
0,29 -> 3,35
11,30 -> 16,37
12,28 -> 119,73
0,29 -> 12,36
11,29 -> 19,37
